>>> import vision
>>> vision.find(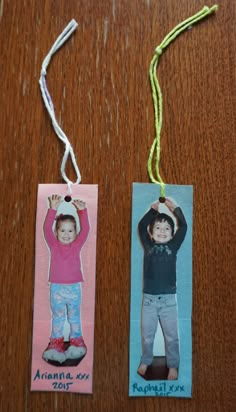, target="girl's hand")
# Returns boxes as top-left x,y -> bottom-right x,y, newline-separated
165,197 -> 178,212
151,200 -> 159,211
49,194 -> 63,210
73,199 -> 86,210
